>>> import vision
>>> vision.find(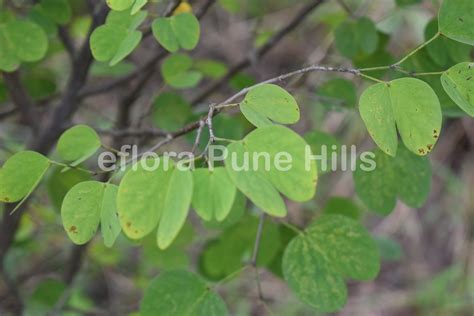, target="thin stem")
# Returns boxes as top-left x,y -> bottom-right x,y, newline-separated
213,266 -> 249,288
359,65 -> 391,72
214,103 -> 240,110
49,160 -> 101,175
359,73 -> 386,84
213,137 -> 238,143
394,31 -> 441,66
251,213 -> 266,301
280,221 -> 304,235
411,71 -> 445,76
